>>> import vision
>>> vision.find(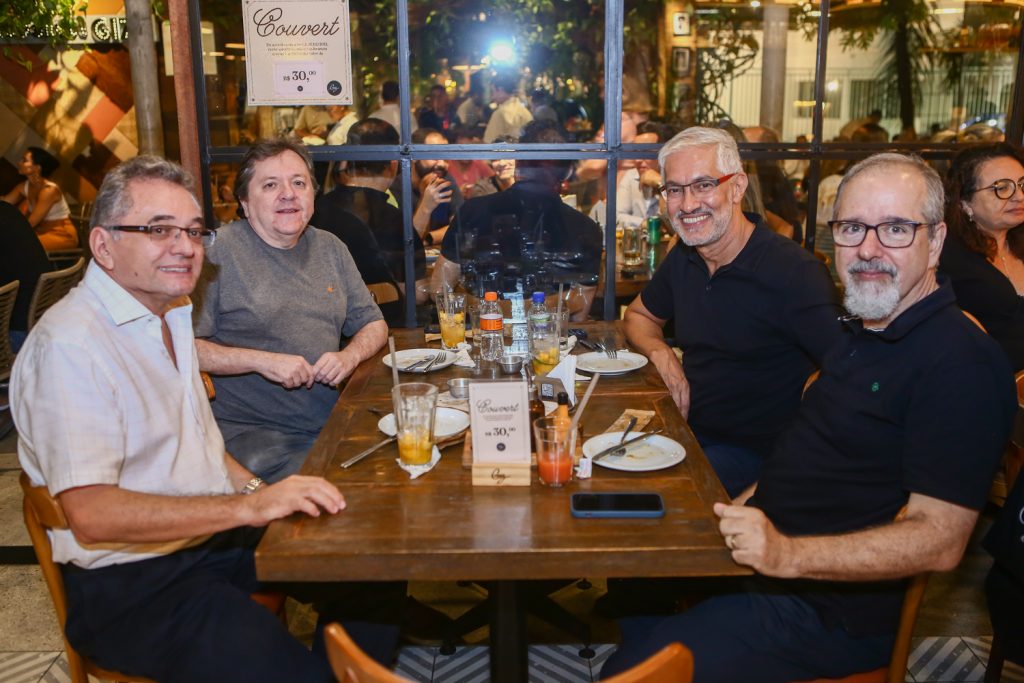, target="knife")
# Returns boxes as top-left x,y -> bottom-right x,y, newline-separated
341,436 -> 396,468
590,429 -> 664,462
